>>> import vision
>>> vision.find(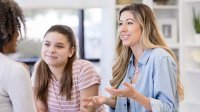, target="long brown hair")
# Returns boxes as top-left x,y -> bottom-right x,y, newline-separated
0,0 -> 26,53
111,3 -> 184,99
34,25 -> 77,105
